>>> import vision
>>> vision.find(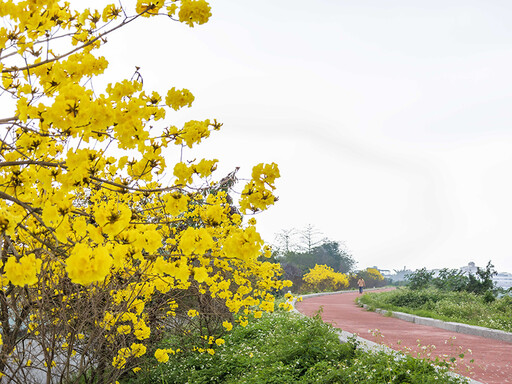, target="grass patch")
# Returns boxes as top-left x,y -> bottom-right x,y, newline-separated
359,288 -> 512,332
121,311 -> 468,384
